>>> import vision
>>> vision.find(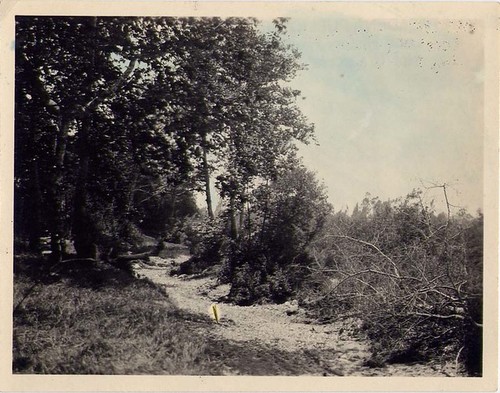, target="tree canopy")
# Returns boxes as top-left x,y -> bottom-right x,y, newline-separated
15,16 -> 314,260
